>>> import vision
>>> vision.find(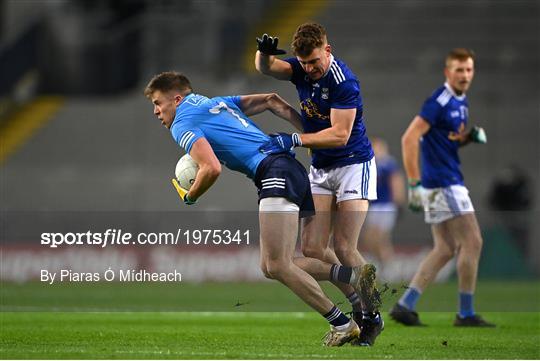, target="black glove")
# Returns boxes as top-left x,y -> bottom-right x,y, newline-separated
256,33 -> 286,55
